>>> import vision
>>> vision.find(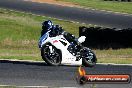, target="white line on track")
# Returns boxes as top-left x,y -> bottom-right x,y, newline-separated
0,85 -> 78,88
0,59 -> 132,66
